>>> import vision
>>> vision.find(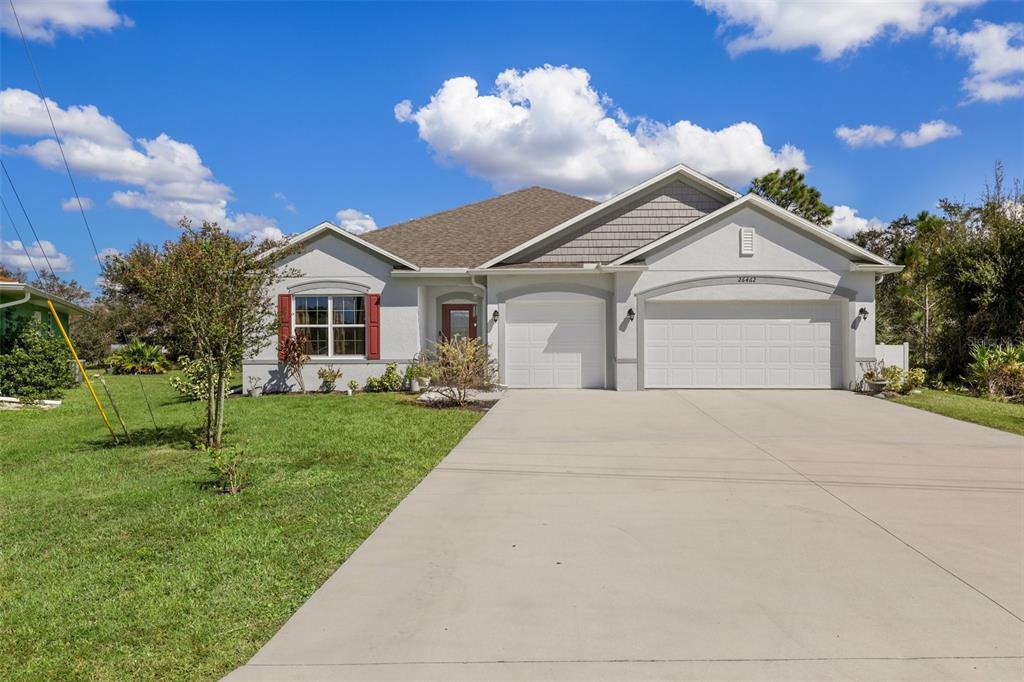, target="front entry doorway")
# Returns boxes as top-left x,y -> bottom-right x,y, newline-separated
441,303 -> 478,341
